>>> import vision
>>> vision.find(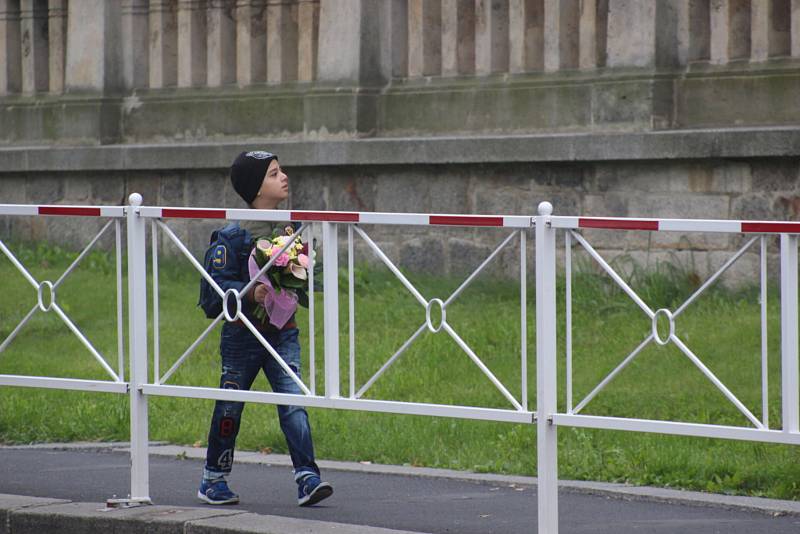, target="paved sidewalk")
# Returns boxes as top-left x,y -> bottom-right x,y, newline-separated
2,443 -> 800,533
